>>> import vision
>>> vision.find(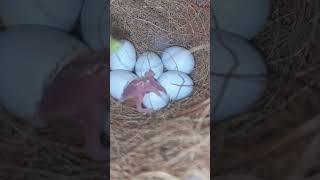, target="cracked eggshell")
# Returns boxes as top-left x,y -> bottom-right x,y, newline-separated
135,52 -> 164,79
0,25 -> 88,127
161,46 -> 195,74
213,0 -> 271,39
110,70 -> 137,100
110,40 -> 137,71
158,71 -> 194,101
0,0 -> 83,31
80,0 -> 108,50
143,91 -> 169,111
